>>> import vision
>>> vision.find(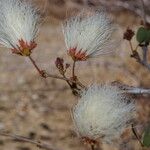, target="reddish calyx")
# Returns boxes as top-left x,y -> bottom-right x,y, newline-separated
82,137 -> 98,145
68,47 -> 88,61
11,39 -> 37,56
